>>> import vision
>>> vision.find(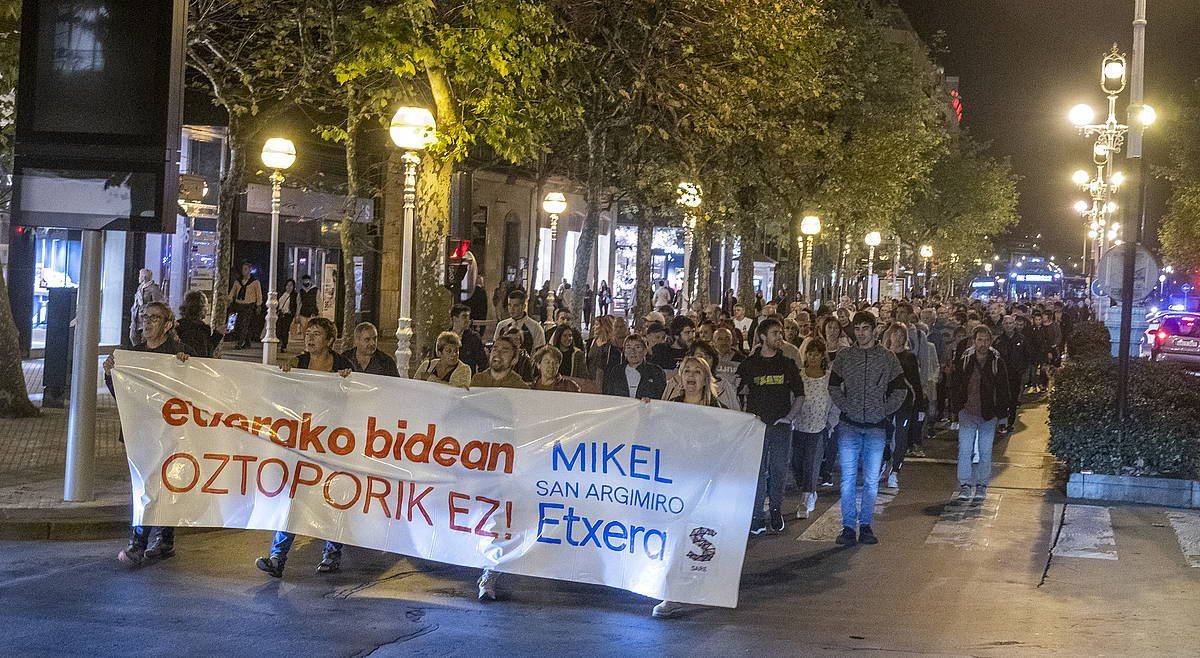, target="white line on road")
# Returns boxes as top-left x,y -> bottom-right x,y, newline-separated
798,489 -> 896,542
1051,504 -> 1117,560
925,491 -> 1003,549
1165,510 -> 1200,568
